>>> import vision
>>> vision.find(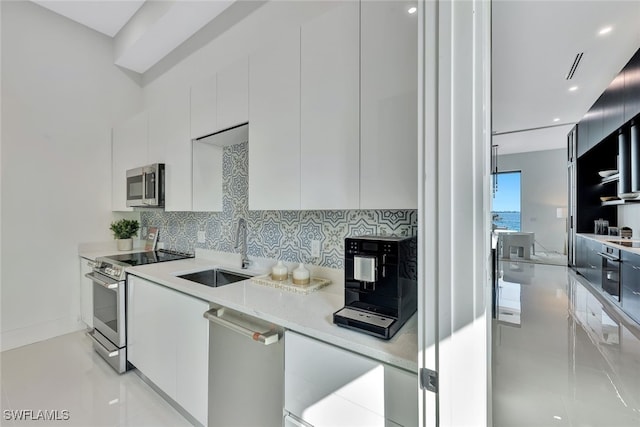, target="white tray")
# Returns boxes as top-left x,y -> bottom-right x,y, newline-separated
251,274 -> 331,295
